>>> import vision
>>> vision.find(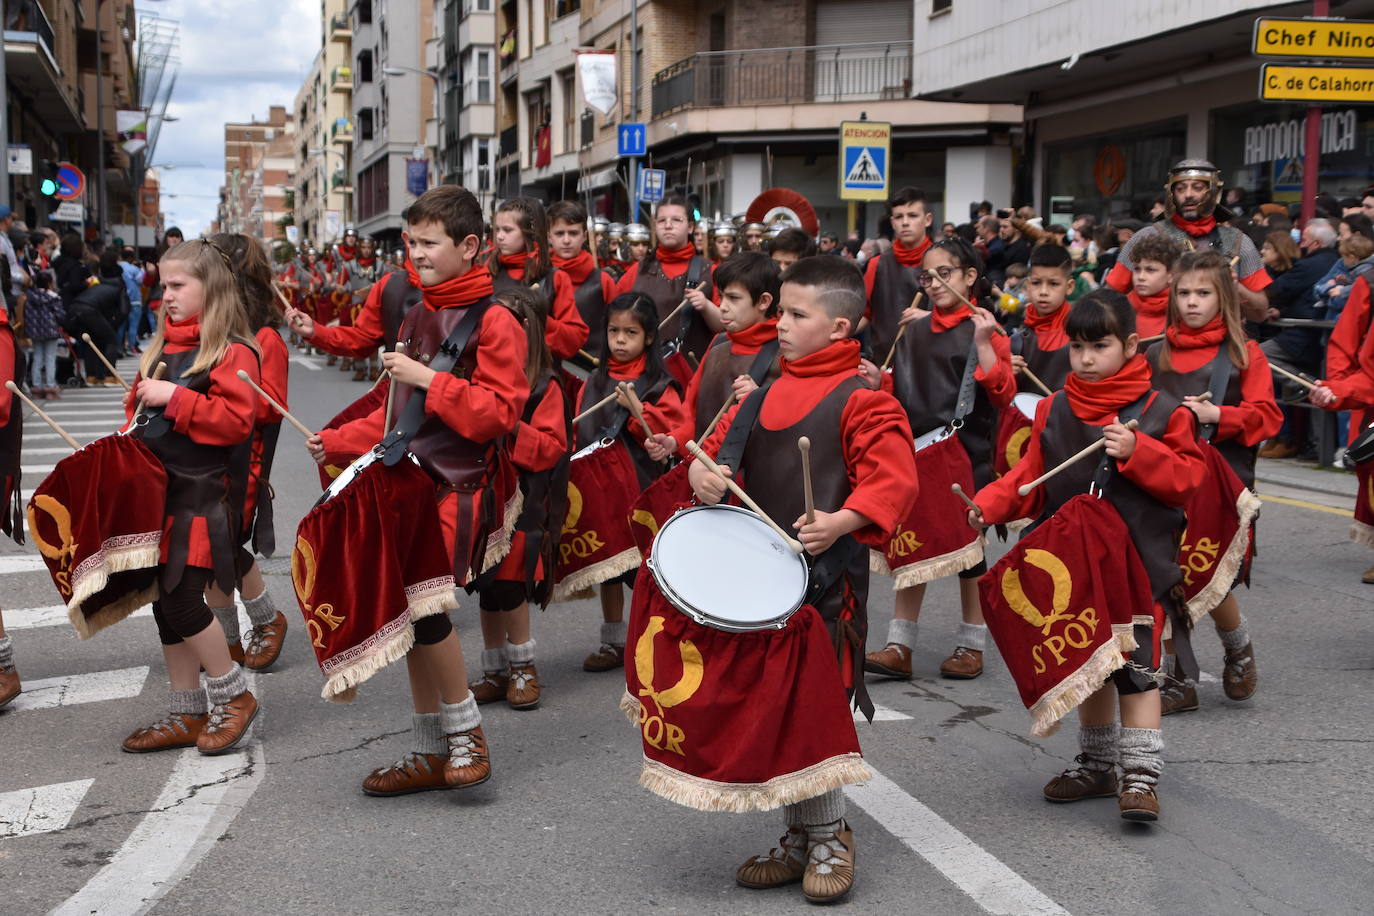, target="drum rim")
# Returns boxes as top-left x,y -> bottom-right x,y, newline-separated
647,503 -> 809,632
